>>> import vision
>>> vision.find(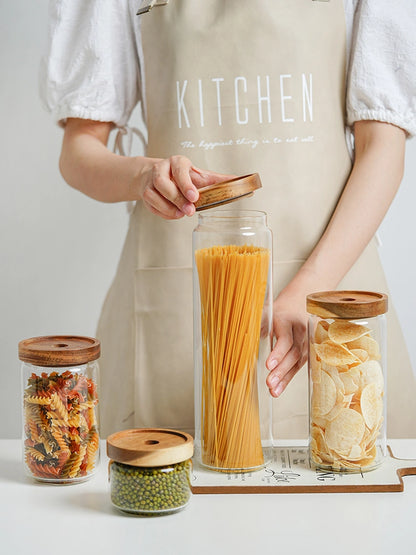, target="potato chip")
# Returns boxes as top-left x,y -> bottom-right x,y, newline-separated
311,371 -> 337,416
314,320 -> 330,343
339,371 -> 359,395
309,343 -> 322,384
346,336 -> 381,360
310,451 -> 323,464
343,393 -> 353,407
322,363 -> 346,395
325,408 -> 365,453
325,403 -> 344,422
311,425 -> 325,447
309,315 -> 383,471
359,360 -> 384,395
360,383 -> 383,430
350,348 -> 369,363
328,320 -> 370,344
311,414 -> 327,429
314,341 -> 358,366
348,444 -> 363,460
